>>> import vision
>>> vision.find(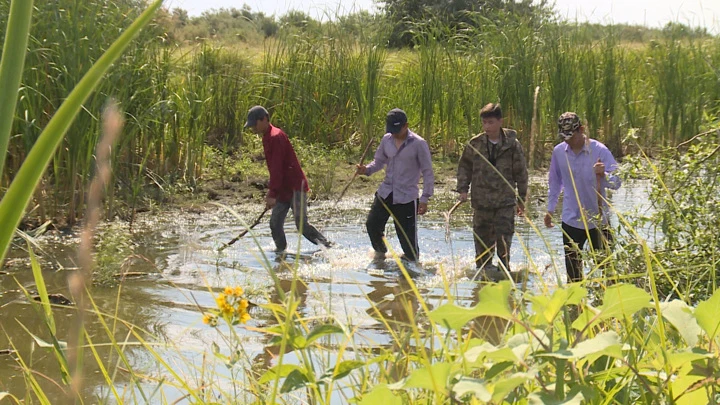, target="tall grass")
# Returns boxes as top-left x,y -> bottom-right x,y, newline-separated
2,3 -> 719,224
0,0 -> 162,264
13,231 -> 720,403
